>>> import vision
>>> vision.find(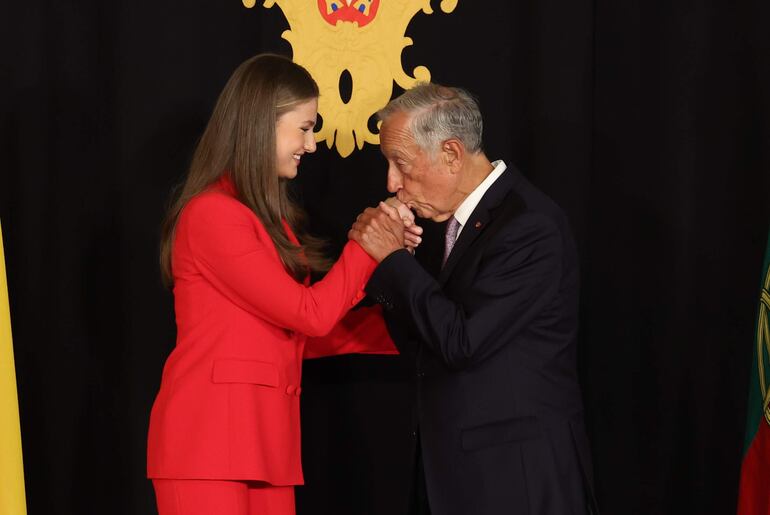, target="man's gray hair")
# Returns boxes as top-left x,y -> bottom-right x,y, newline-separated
377,83 -> 483,154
